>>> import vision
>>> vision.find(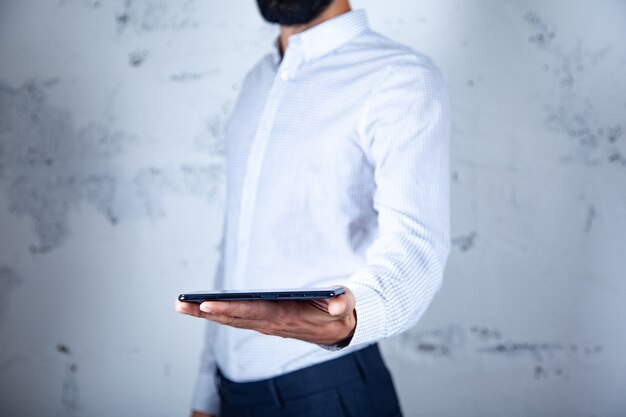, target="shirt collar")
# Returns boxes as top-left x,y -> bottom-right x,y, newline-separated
271,8 -> 369,66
